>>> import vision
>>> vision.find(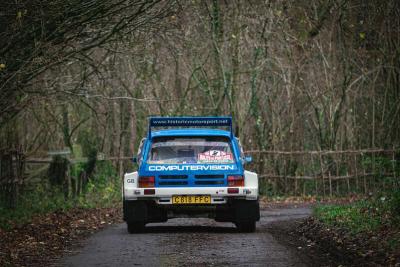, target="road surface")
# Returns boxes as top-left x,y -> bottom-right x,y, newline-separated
62,207 -> 311,267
